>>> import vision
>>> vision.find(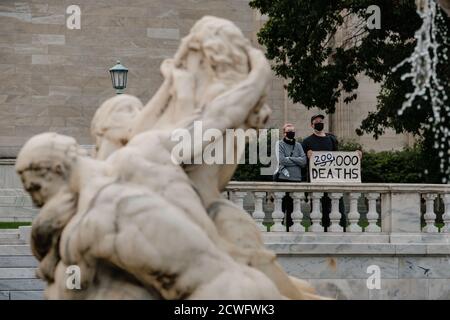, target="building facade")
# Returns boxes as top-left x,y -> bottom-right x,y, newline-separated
0,0 -> 412,157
